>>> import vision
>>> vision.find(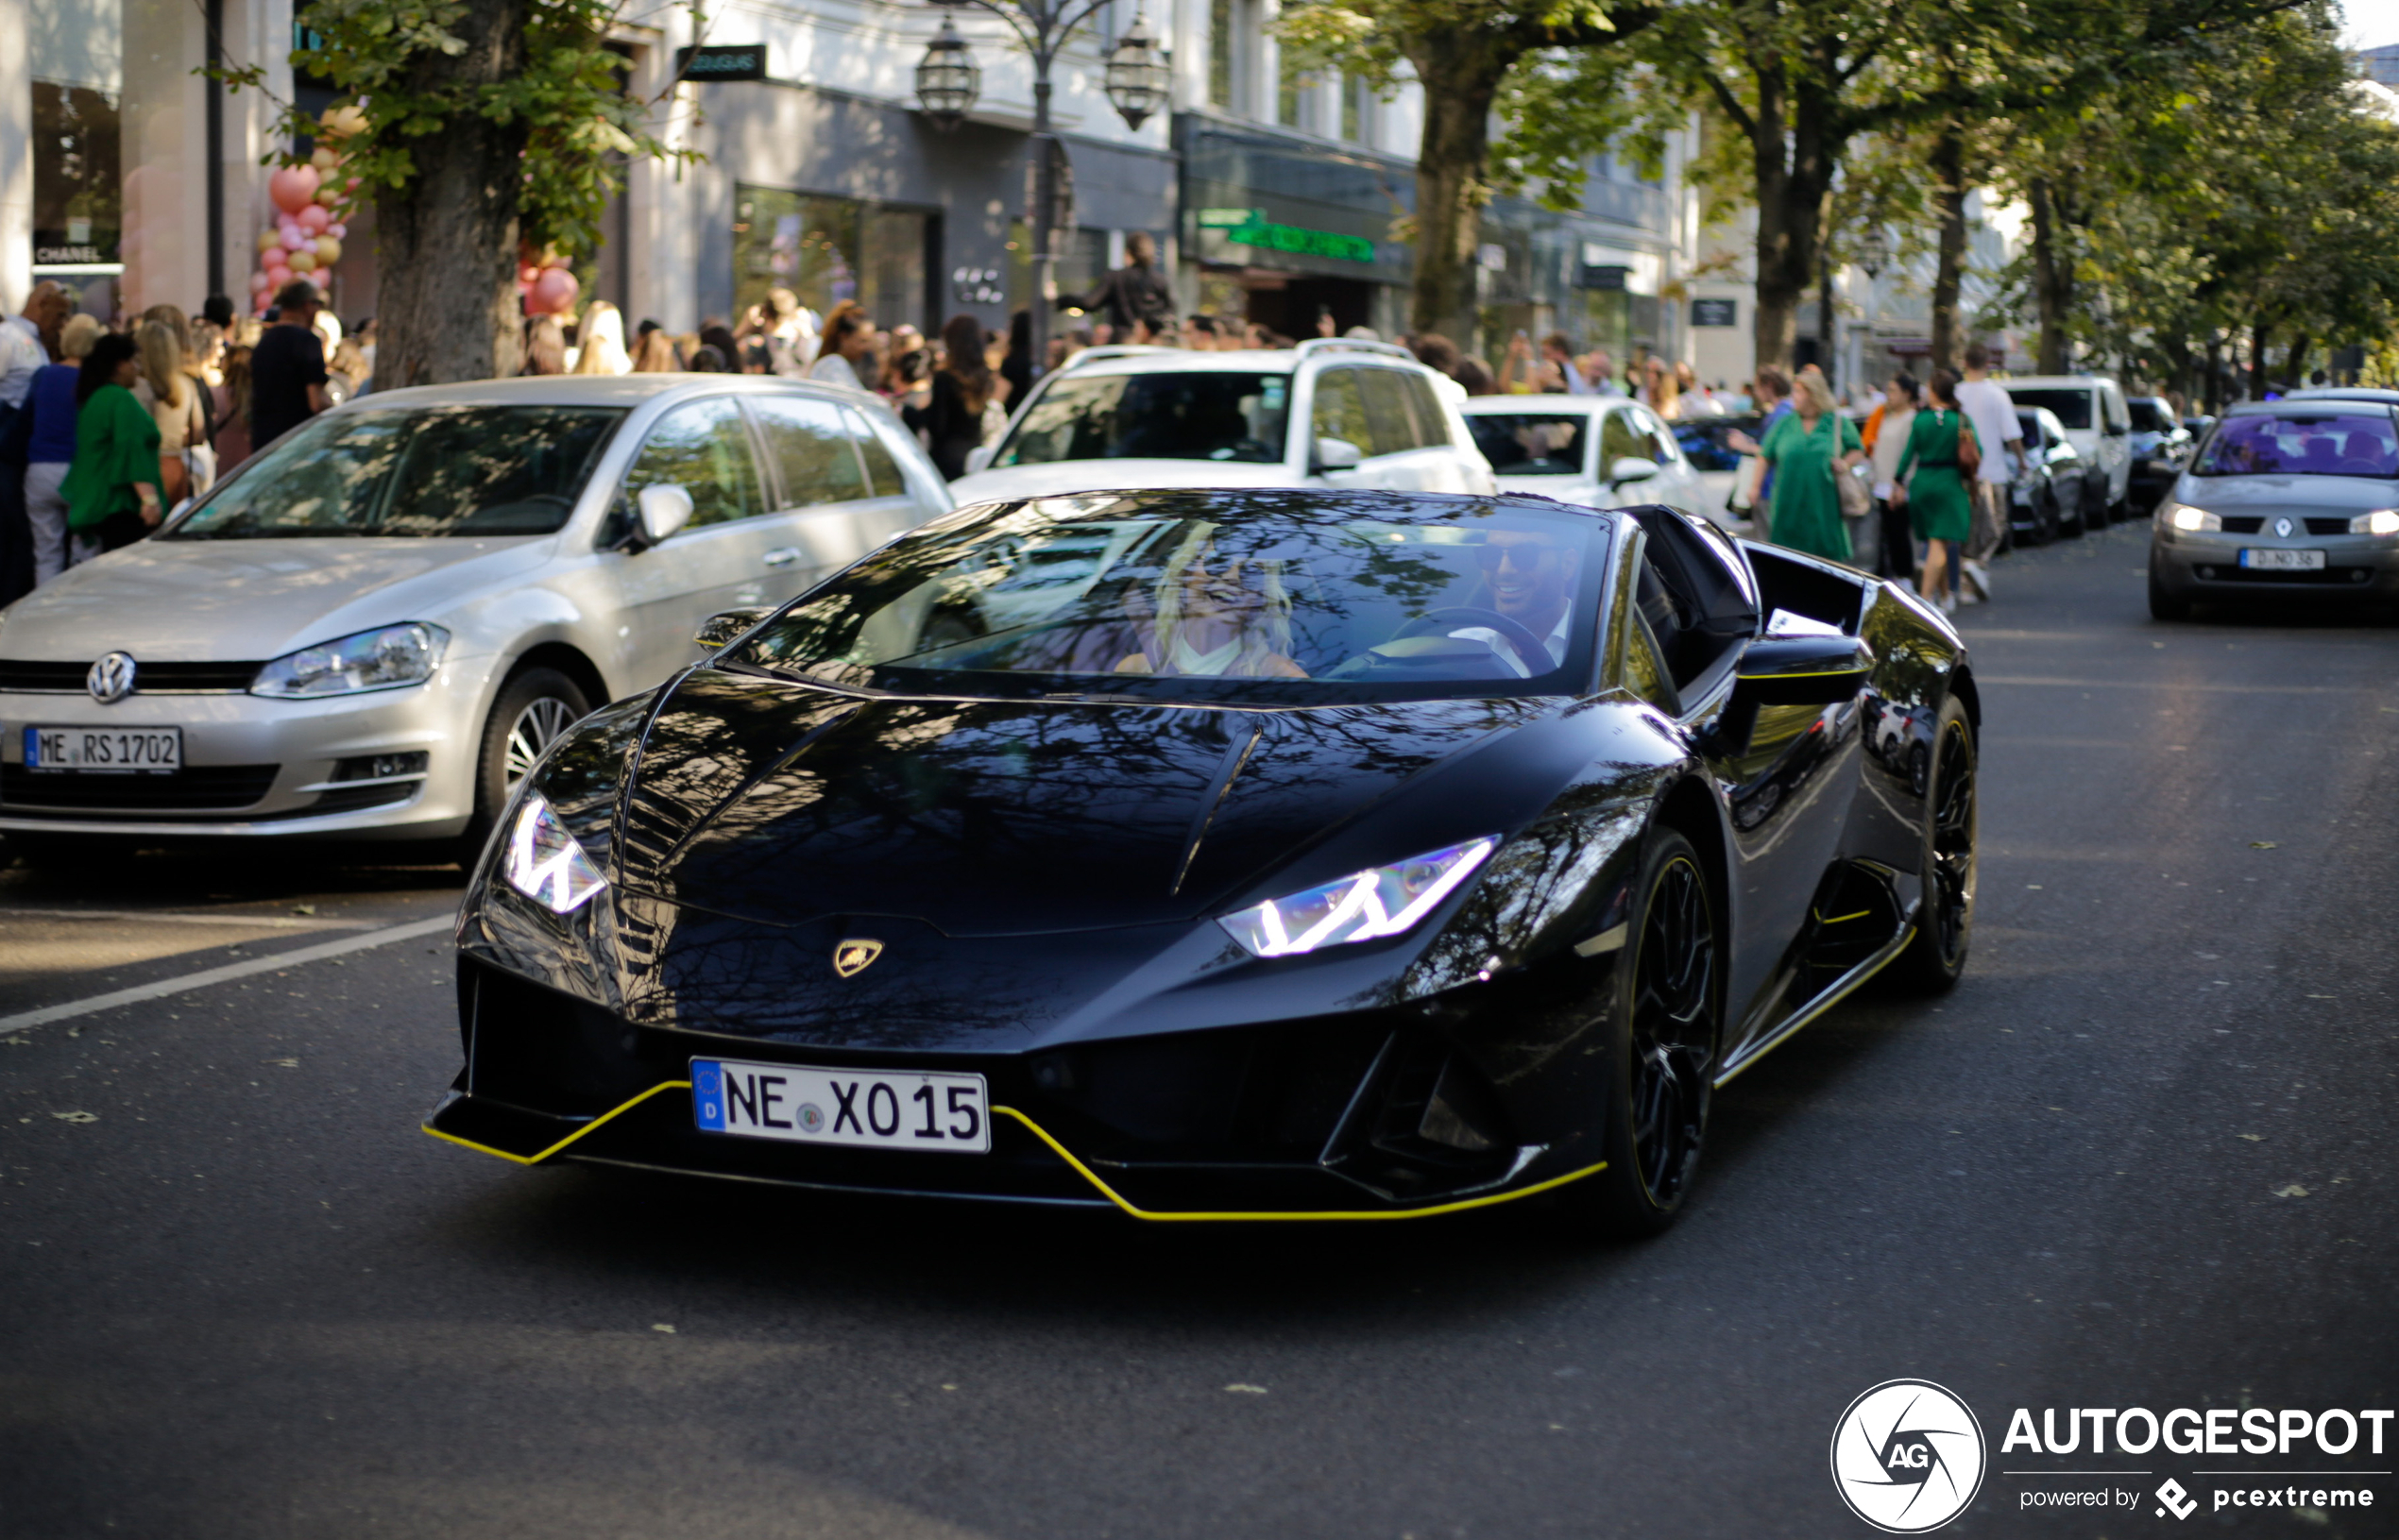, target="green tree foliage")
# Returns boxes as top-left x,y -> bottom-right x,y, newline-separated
220,0 -> 698,383
1277,0 -> 1658,346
